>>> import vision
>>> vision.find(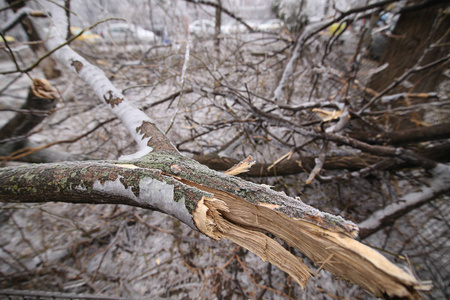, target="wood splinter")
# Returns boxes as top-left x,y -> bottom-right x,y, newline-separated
224,155 -> 255,176
193,196 -> 313,288
190,178 -> 431,299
